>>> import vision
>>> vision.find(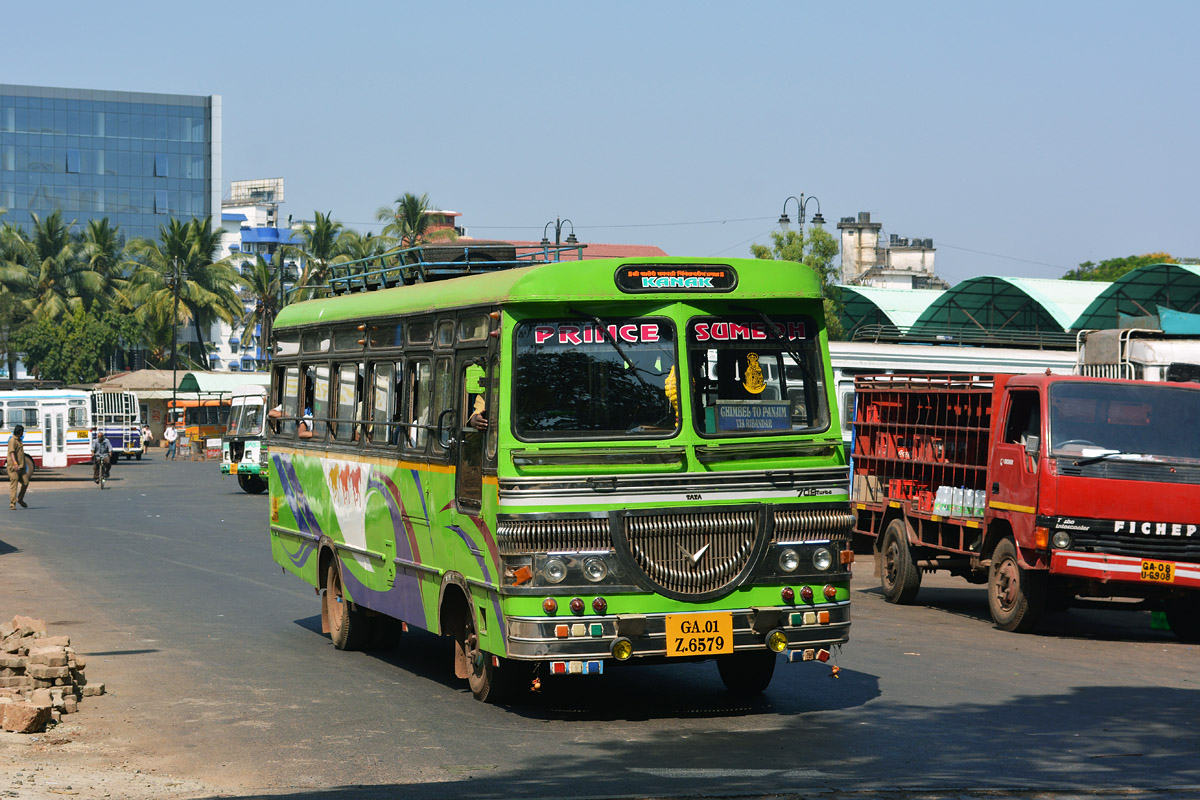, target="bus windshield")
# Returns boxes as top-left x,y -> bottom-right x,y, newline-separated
687,315 -> 829,436
228,401 -> 264,437
513,318 -> 678,440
